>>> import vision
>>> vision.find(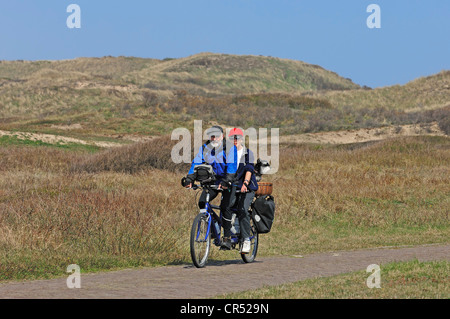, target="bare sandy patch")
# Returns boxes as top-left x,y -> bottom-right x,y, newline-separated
110,134 -> 157,143
0,130 -> 121,148
1,122 -> 446,150
74,81 -> 138,93
279,122 -> 446,145
50,123 -> 83,131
